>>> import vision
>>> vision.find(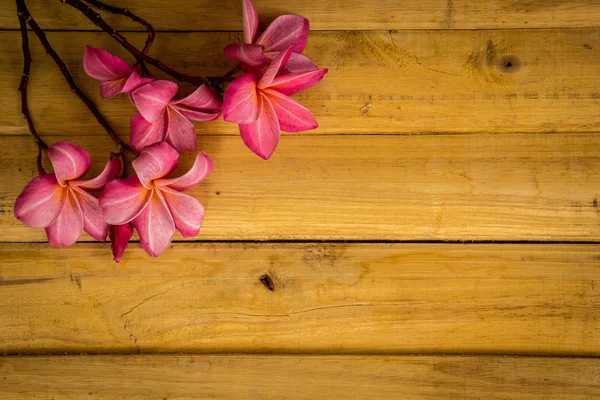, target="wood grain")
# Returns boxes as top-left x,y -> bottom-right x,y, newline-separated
3,134 -> 600,242
2,355 -> 599,399
0,243 -> 598,355
2,30 -> 600,136
3,0 -> 600,30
